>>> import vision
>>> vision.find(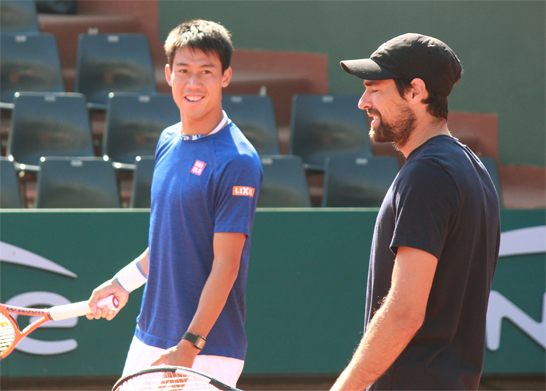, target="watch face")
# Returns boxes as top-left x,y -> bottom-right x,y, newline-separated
195,337 -> 206,350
